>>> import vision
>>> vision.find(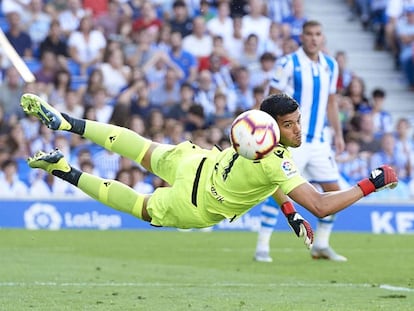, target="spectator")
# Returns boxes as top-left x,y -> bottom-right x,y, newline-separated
21,0 -> 52,52
370,132 -> 410,182
259,22 -> 285,58
124,28 -> 158,68
149,67 -> 182,112
336,138 -> 369,185
5,11 -> 33,58
30,124 -> 55,156
90,87 -> 113,124
115,168 -> 133,187
241,0 -> 272,45
77,68 -> 105,108
335,50 -> 354,95
128,78 -> 156,120
206,1 -> 233,44
182,16 -> 213,58
55,89 -> 84,120
167,82 -> 196,122
1,0 -> 30,17
49,69 -> 72,107
349,112 -> 382,157
67,15 -> 107,75
132,1 -> 163,34
169,0 -> 193,38
38,20 -> 69,69
369,88 -> 393,135
194,69 -> 216,116
206,91 -> 234,130
131,166 -> 154,194
394,117 -> 413,180
99,47 -> 131,97
396,6 -> 414,90
142,50 -> 184,91
34,50 -> 58,94
344,75 -> 370,112
233,66 -> 255,111
250,52 -> 277,92
224,15 -> 244,62
0,67 -> 25,119
265,0 -> 292,23
281,0 -> 307,44
29,171 -> 70,198
238,33 -> 261,72
93,148 -> 121,179
183,104 -> 207,132
94,0 -> 125,38
168,31 -> 198,83
58,0 -> 86,37
0,159 -> 29,198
